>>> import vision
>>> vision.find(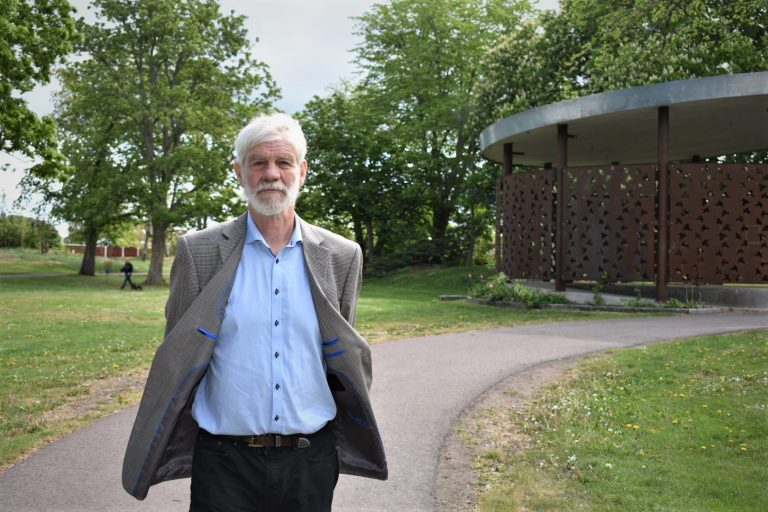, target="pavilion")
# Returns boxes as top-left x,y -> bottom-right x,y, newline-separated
480,71 -> 768,301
